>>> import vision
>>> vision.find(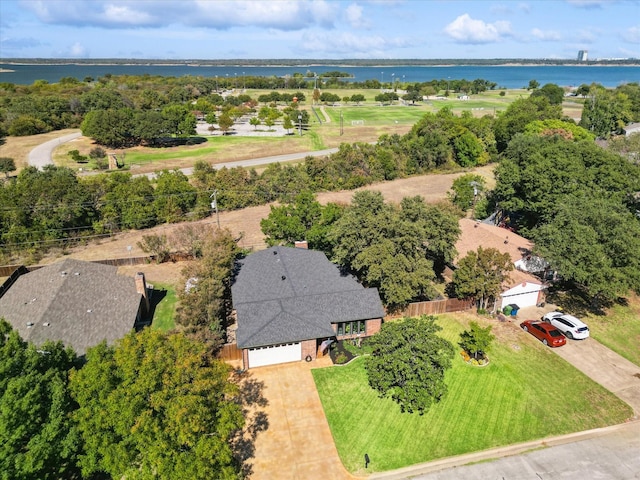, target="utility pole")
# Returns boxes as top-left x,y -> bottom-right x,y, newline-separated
210,190 -> 220,228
